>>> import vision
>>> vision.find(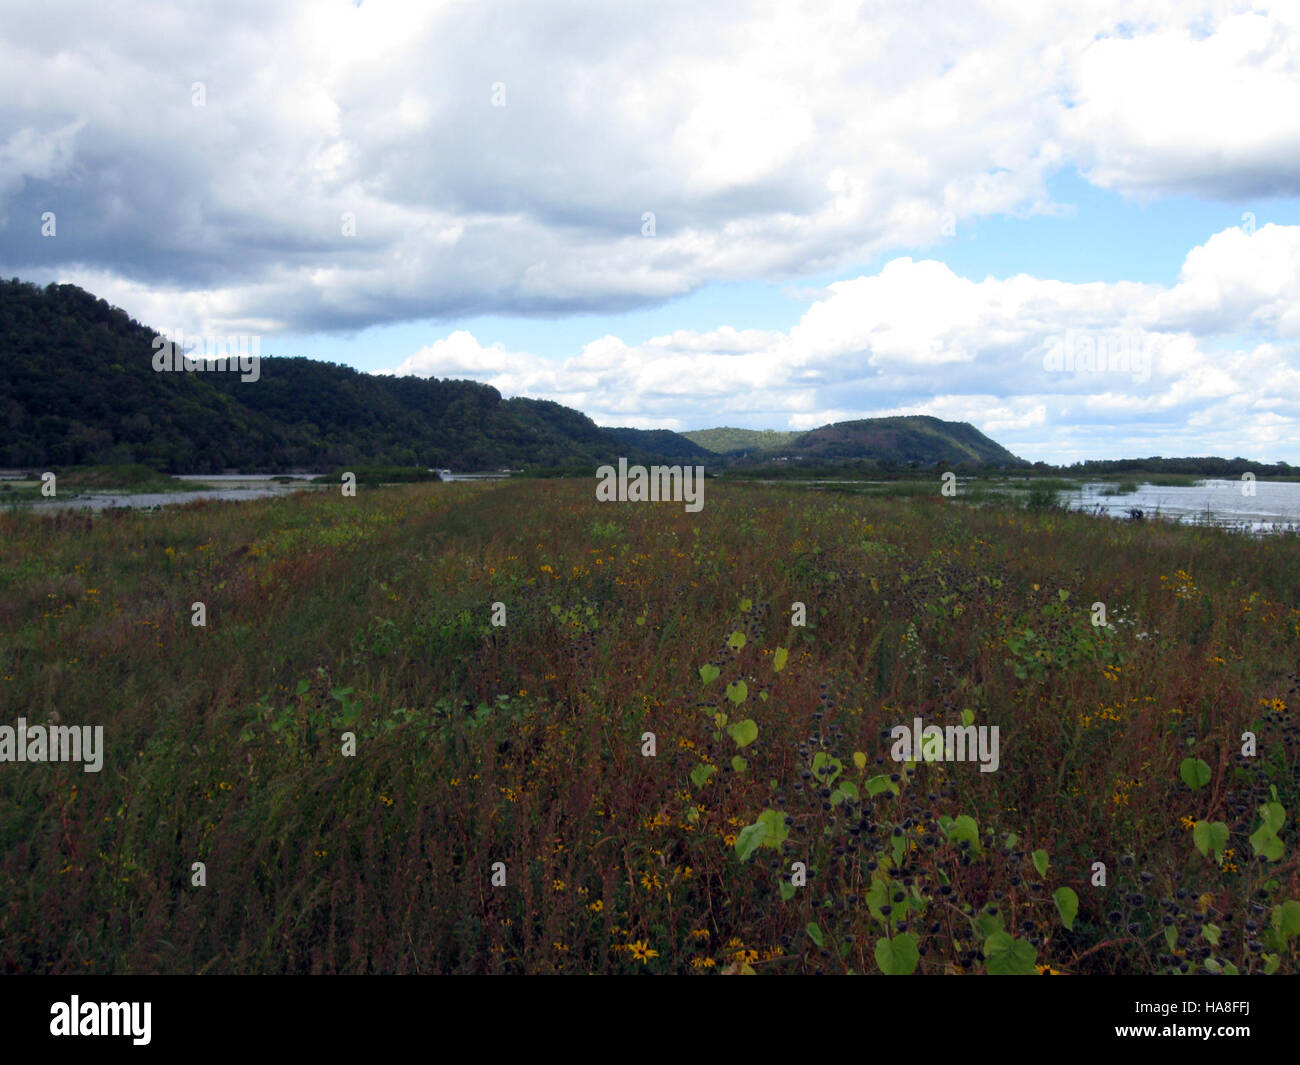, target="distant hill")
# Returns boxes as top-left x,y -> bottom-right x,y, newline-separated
717,413 -> 1019,468
602,427 -> 717,461
689,417 -> 1024,468
0,279 -> 678,473
0,278 -> 1029,475
780,415 -> 1024,467
683,427 -> 800,454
